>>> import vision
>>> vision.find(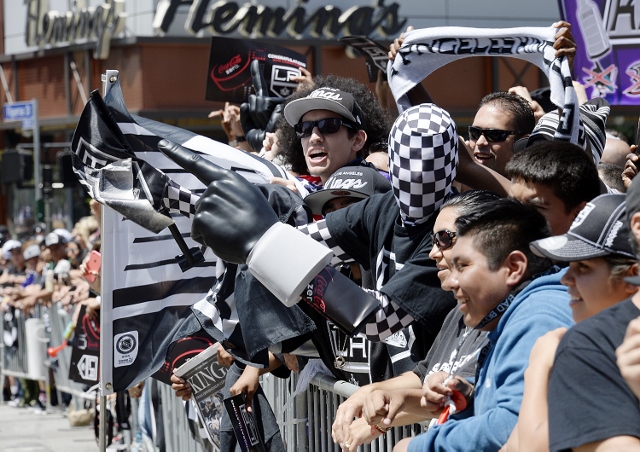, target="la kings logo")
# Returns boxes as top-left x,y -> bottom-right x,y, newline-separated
325,171 -> 368,191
